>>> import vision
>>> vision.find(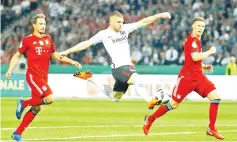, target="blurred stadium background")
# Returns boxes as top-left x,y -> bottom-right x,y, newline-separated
1,0 -> 237,141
